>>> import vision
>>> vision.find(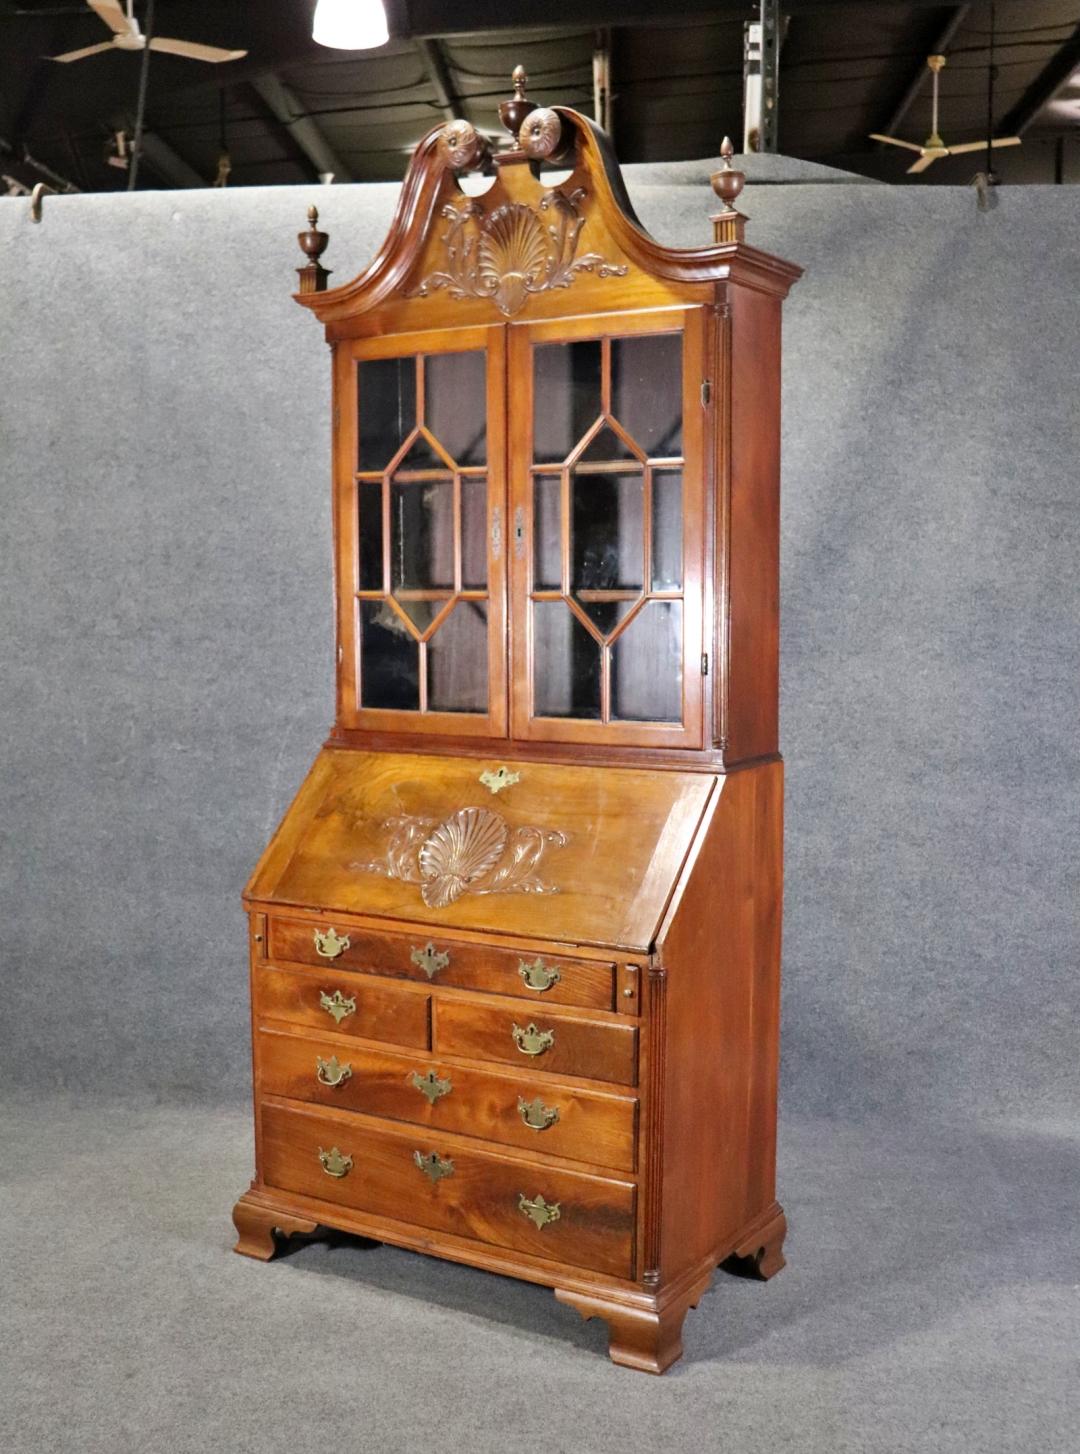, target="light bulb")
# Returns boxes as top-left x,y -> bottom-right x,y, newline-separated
312,0 -> 389,50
